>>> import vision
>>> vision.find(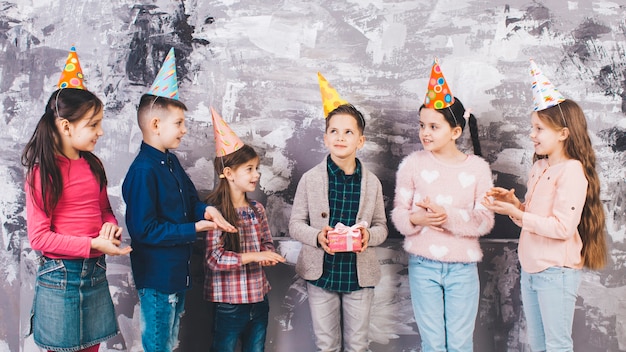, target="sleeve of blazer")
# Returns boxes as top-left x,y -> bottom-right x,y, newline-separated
364,173 -> 387,247
289,172 -> 322,248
